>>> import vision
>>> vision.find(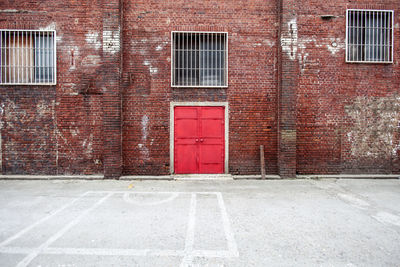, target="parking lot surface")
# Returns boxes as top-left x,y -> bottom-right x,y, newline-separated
0,178 -> 399,266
